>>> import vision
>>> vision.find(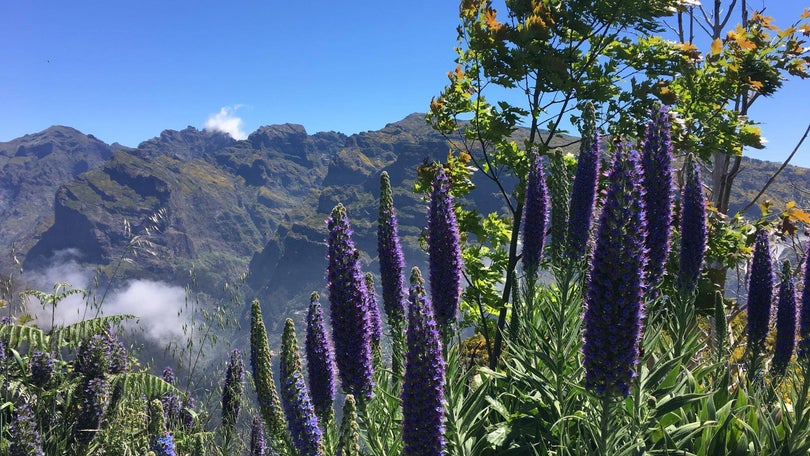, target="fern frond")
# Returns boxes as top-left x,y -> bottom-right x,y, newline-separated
0,323 -> 48,352
108,373 -> 185,407
51,314 -> 137,349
